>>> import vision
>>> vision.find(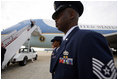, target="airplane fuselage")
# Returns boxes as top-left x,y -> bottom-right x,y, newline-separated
1,19 -> 117,49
